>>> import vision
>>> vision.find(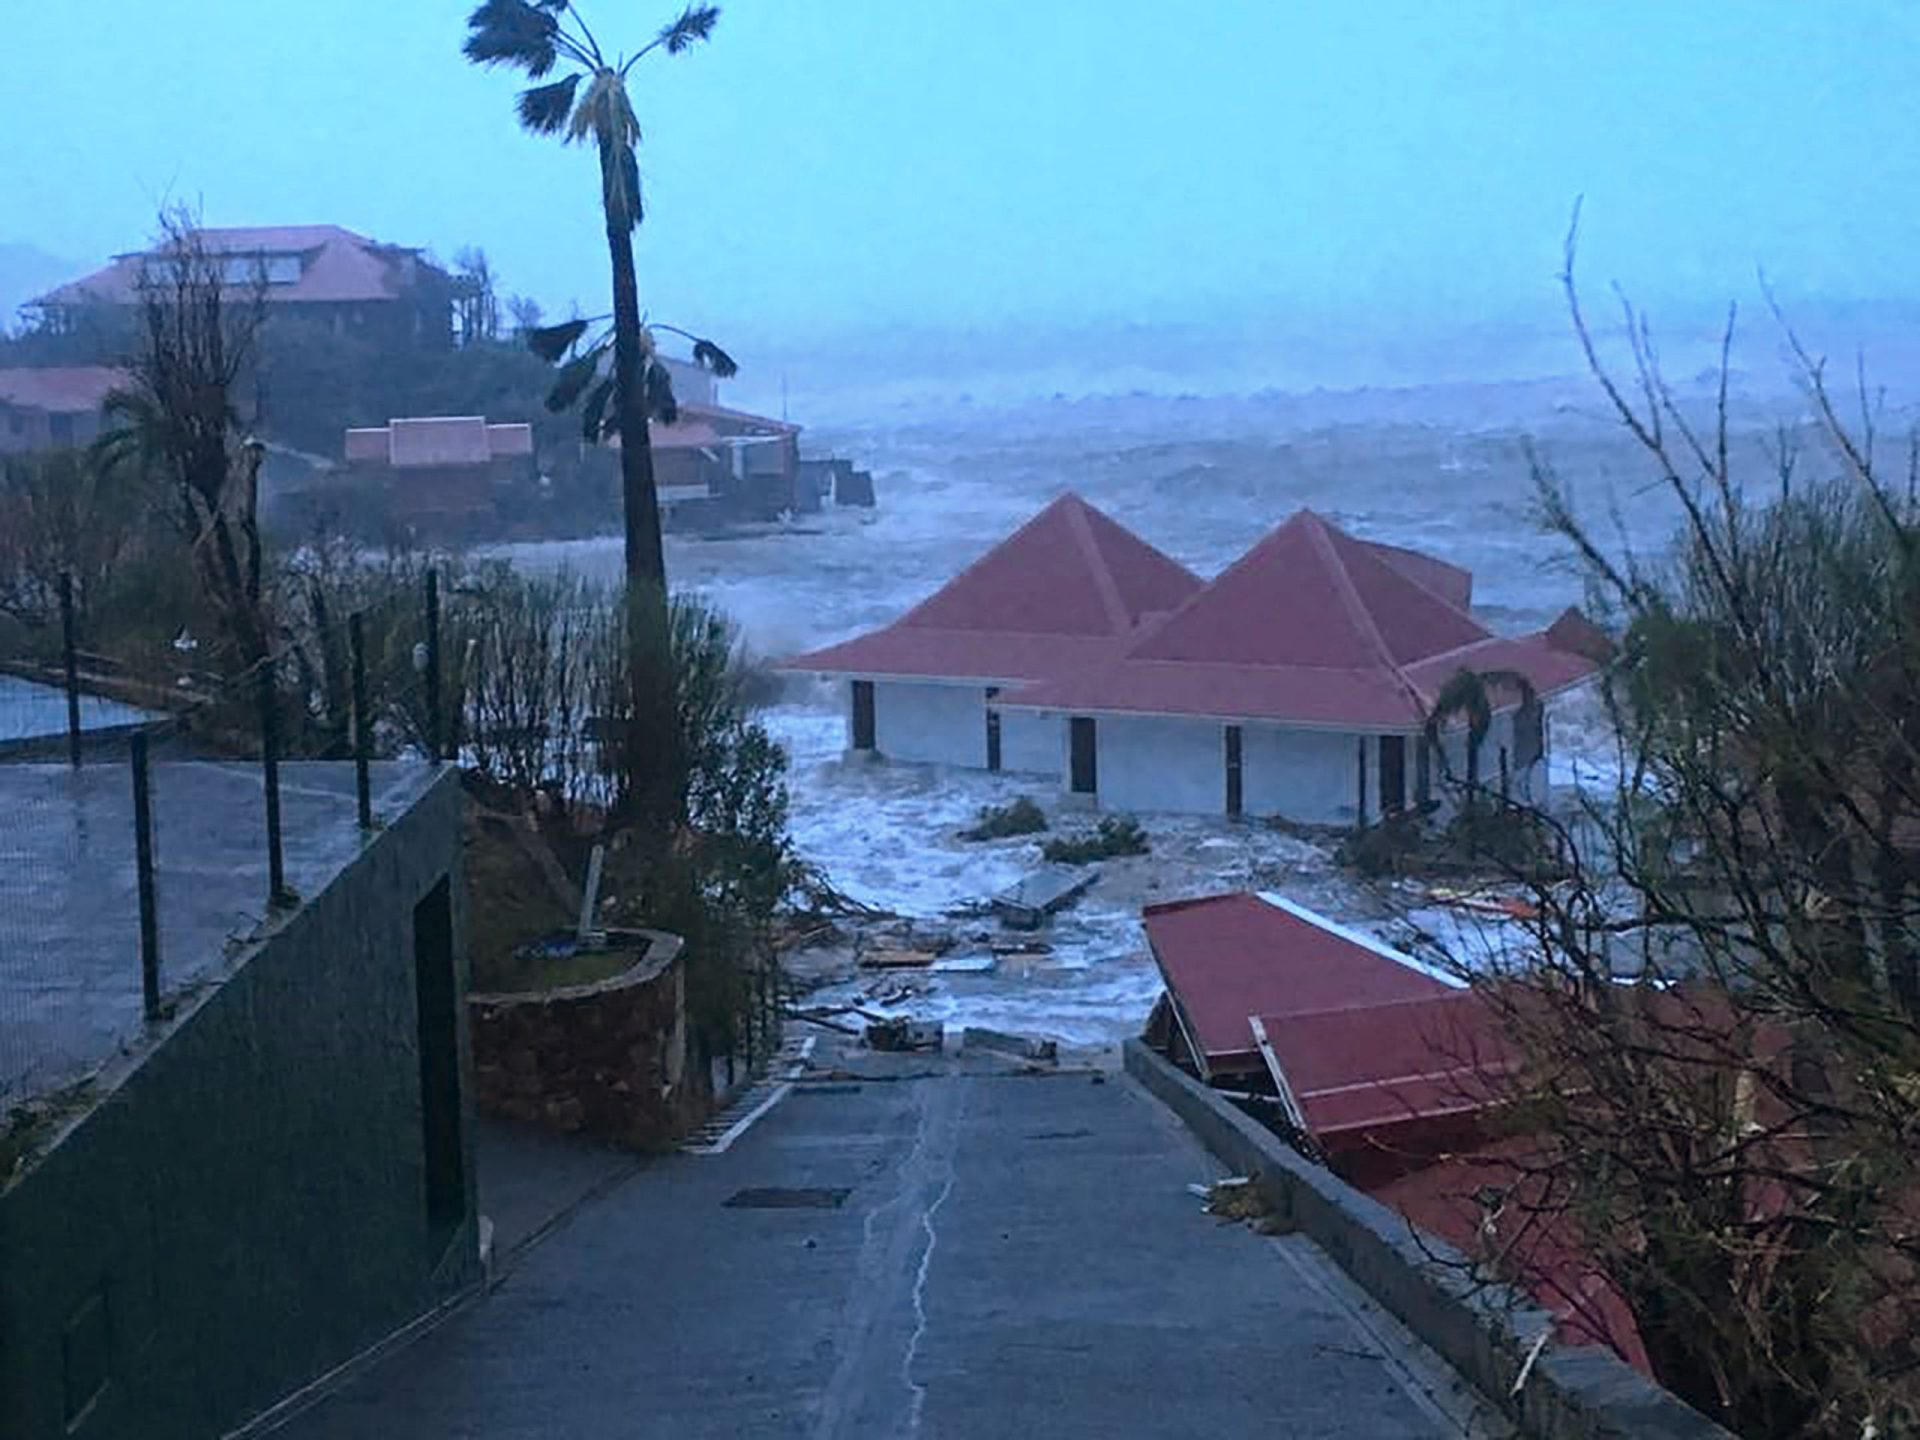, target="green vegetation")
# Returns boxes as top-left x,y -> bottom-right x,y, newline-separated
1042,815 -> 1149,864
961,796 -> 1049,841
